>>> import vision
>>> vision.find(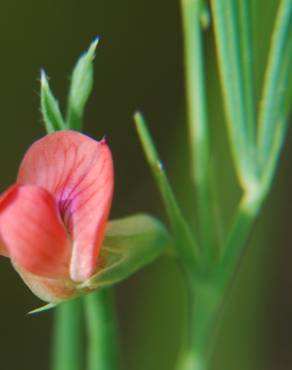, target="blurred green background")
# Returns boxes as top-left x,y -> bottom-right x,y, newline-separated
0,1 -> 291,370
